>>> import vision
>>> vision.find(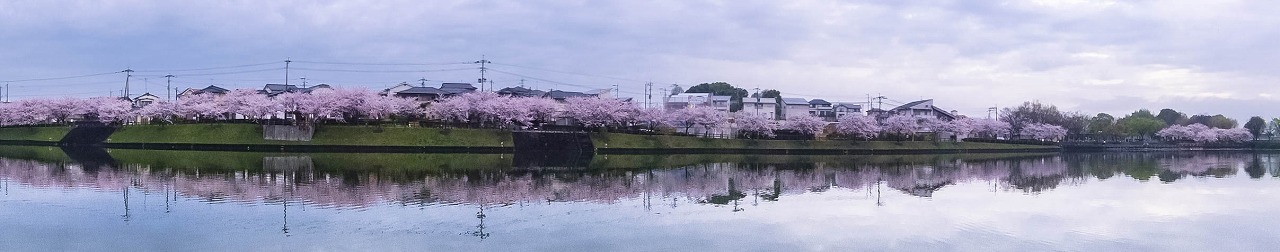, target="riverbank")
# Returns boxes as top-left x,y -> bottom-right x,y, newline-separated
0,124 -> 1057,154
591,133 -> 1059,154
